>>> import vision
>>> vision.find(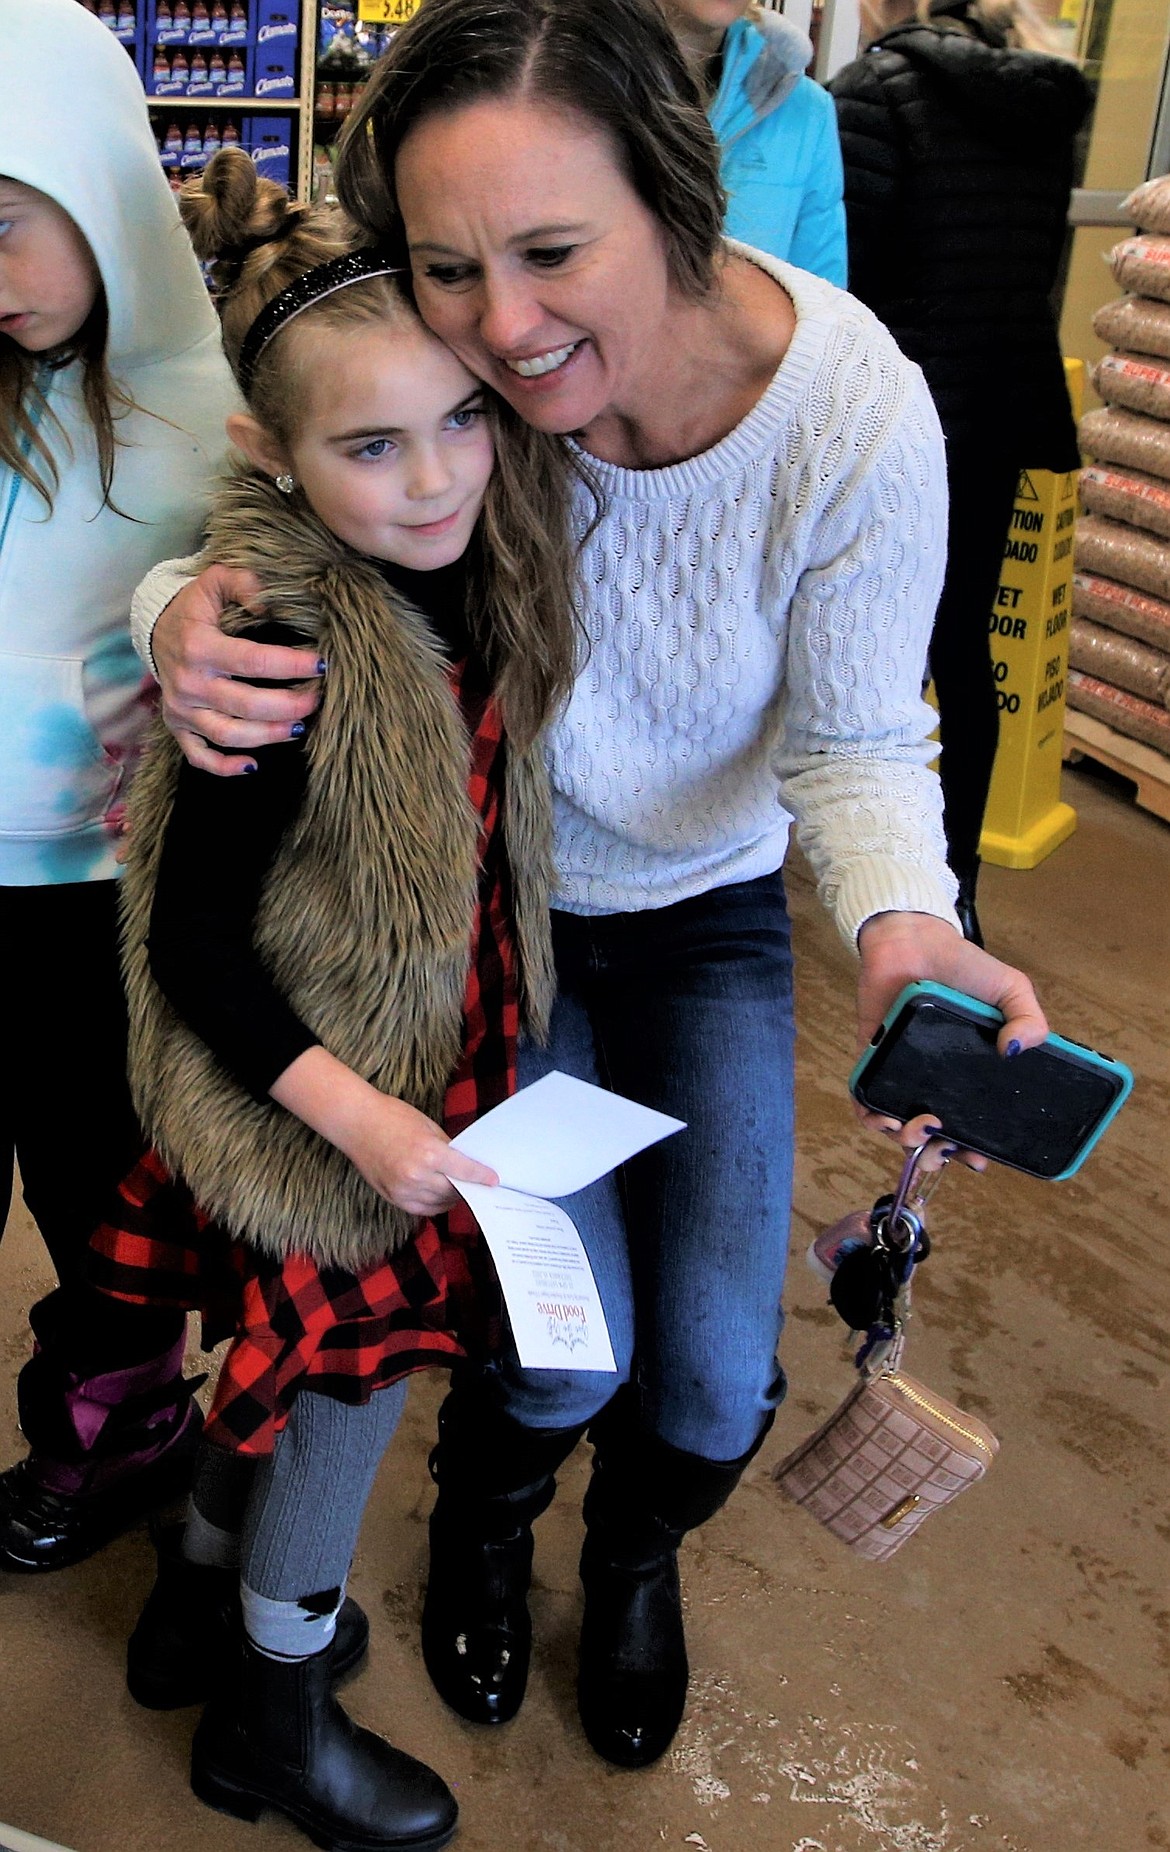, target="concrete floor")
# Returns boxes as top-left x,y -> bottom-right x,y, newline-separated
1,762 -> 1167,1852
